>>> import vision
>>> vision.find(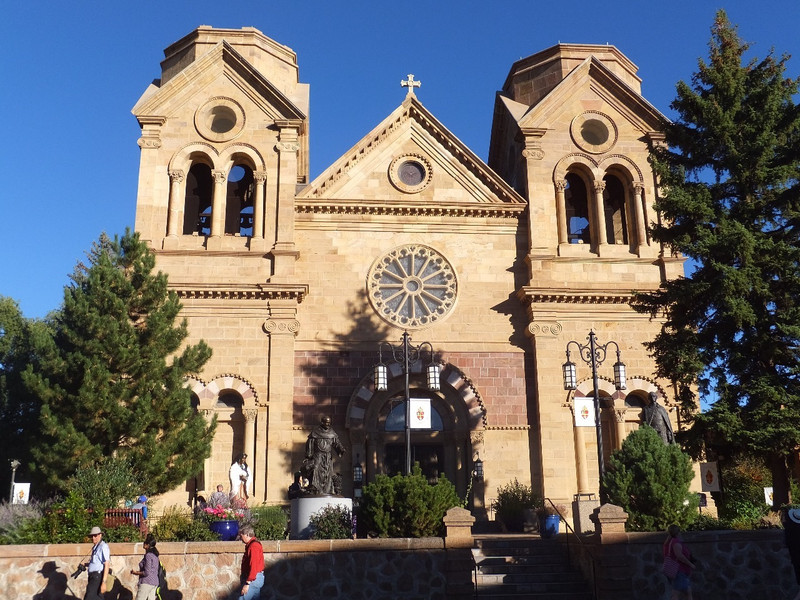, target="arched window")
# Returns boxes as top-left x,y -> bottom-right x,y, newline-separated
184,163 -> 213,236
565,173 -> 590,244
603,174 -> 628,245
224,164 -> 254,236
